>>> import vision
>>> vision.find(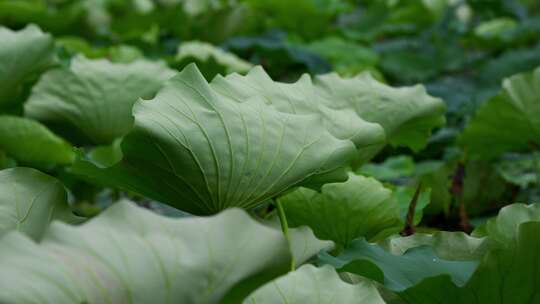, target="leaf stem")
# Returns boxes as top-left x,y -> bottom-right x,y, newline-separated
400,182 -> 422,236
276,200 -> 295,271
